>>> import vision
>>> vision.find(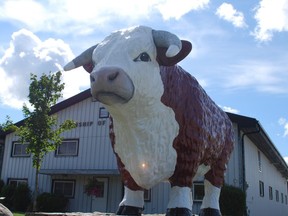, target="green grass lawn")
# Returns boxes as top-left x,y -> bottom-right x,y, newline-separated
13,212 -> 25,216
